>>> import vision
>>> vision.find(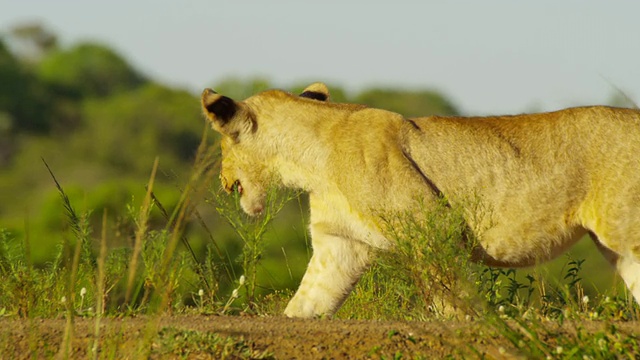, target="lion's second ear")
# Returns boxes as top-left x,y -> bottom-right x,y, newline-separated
201,88 -> 255,140
299,82 -> 330,102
